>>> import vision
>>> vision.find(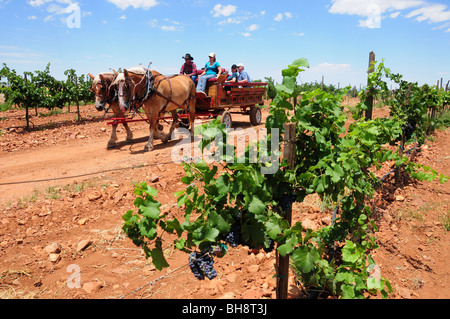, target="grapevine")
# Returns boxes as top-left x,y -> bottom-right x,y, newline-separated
122,58 -> 448,299
0,63 -> 94,128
